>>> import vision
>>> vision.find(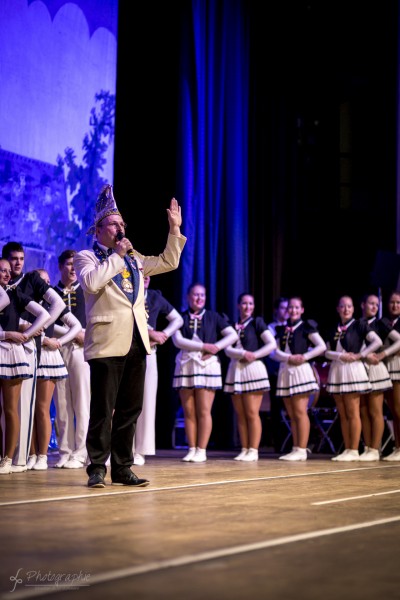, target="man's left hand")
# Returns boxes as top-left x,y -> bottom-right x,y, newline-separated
167,198 -> 182,234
